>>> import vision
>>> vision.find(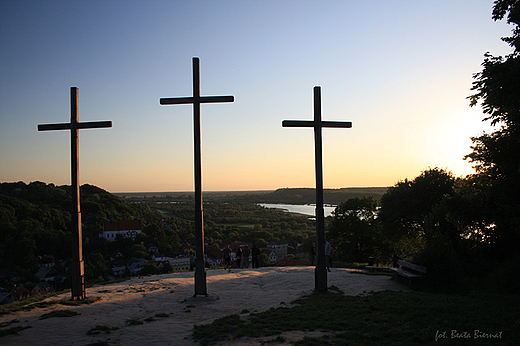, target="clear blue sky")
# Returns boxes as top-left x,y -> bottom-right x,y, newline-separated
0,0 -> 513,192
